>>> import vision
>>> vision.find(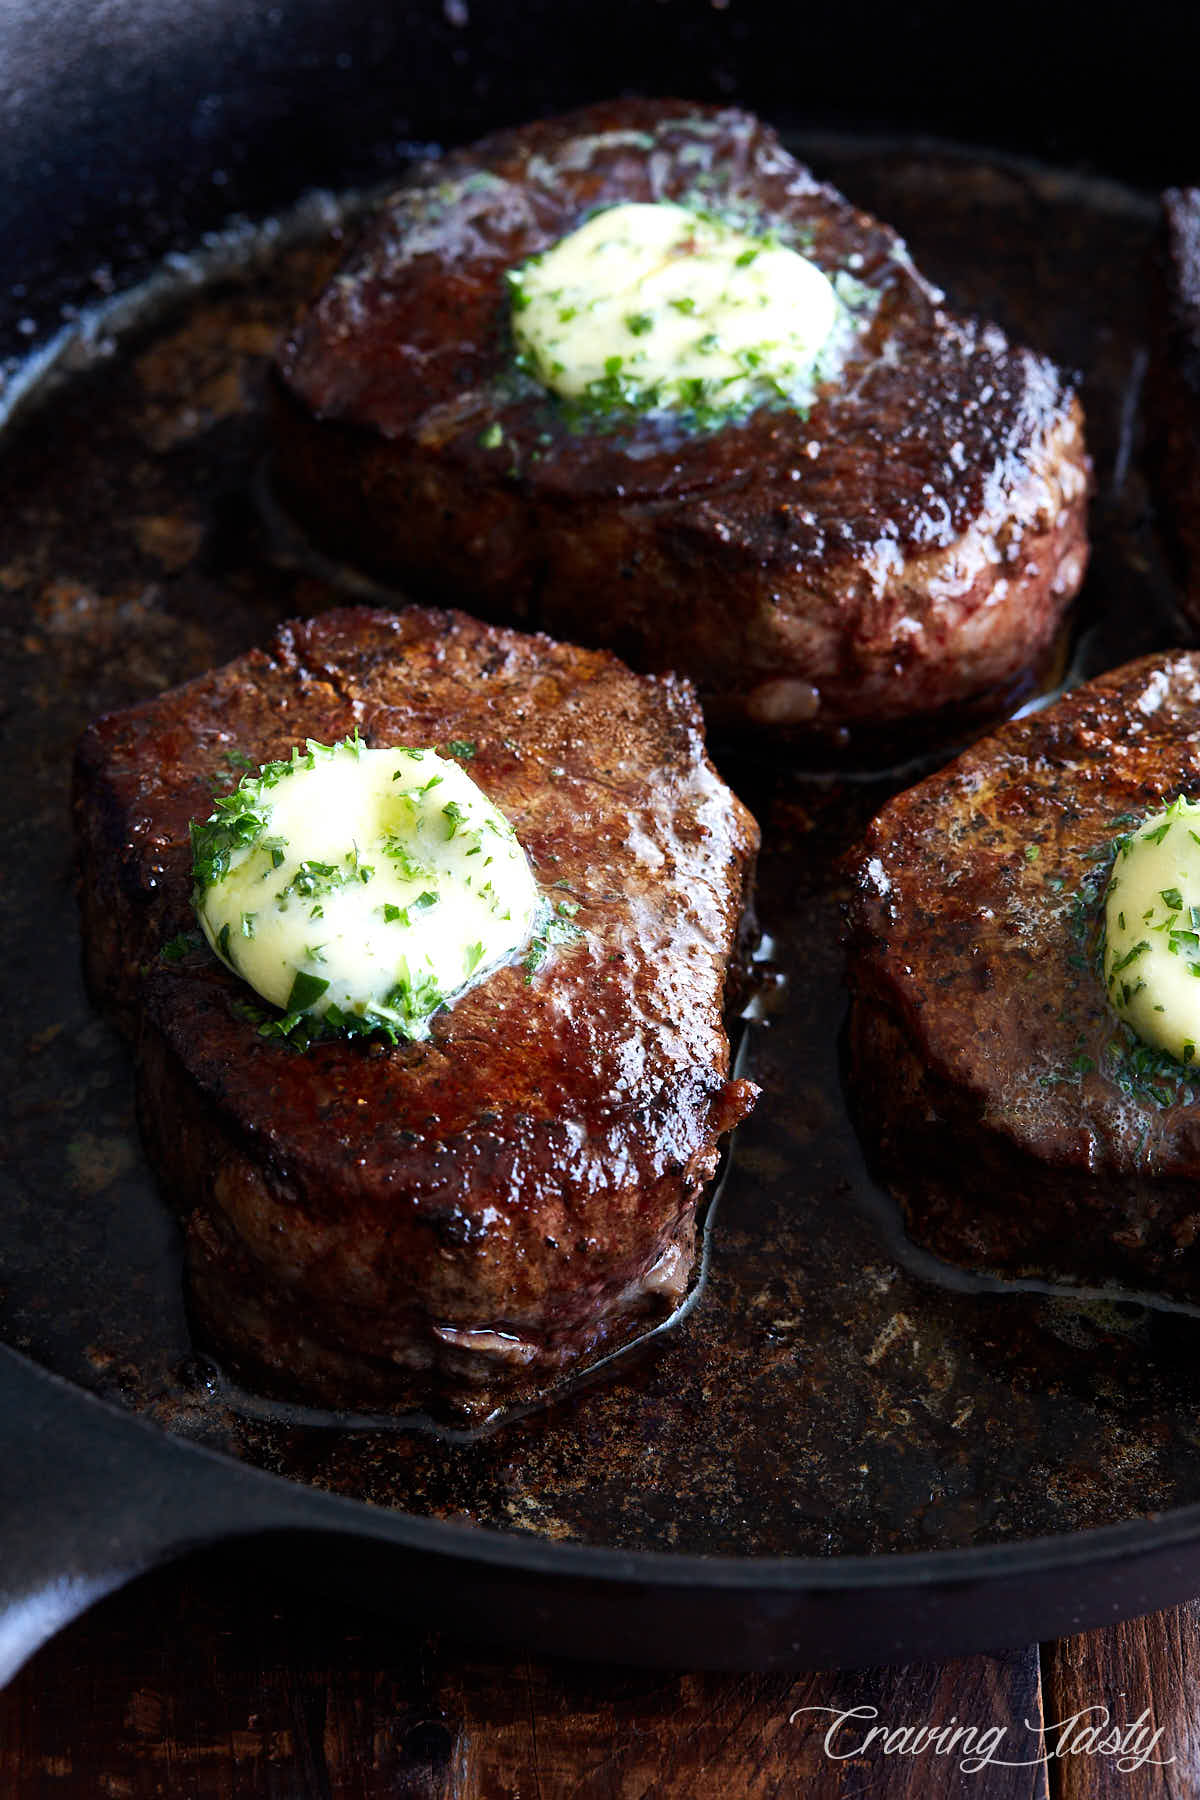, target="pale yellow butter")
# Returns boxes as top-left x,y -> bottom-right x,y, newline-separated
1103,797 -> 1200,1065
510,201 -> 840,416
192,739 -> 540,1037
